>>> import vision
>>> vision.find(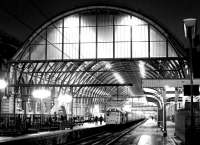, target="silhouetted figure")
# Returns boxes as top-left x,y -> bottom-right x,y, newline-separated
99,116 -> 103,125
61,115 -> 64,122
48,116 -> 52,126
94,116 -> 98,125
16,114 -> 21,130
53,112 -> 57,122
